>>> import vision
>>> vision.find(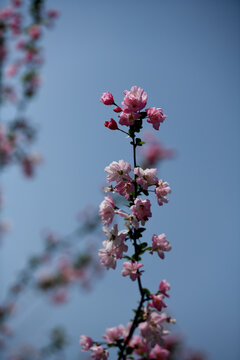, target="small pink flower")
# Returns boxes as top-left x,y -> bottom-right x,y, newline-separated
155,180 -> 171,206
134,167 -> 158,190
114,180 -> 134,200
130,198 -> 152,226
47,9 -> 59,19
151,234 -> 171,259
119,110 -> 140,127
149,344 -> 170,359
79,335 -> 93,351
122,86 -> 147,112
98,242 -> 117,270
105,160 -> 131,183
129,335 -> 148,355
28,25 -> 41,40
99,195 -> 115,226
121,261 -> 143,281
146,107 -> 167,130
100,91 -> 114,105
149,294 -> 167,312
102,325 -> 124,344
5,63 -> 19,77
159,280 -> 171,297
139,311 -> 167,348
90,346 -> 109,360
104,119 -> 118,130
